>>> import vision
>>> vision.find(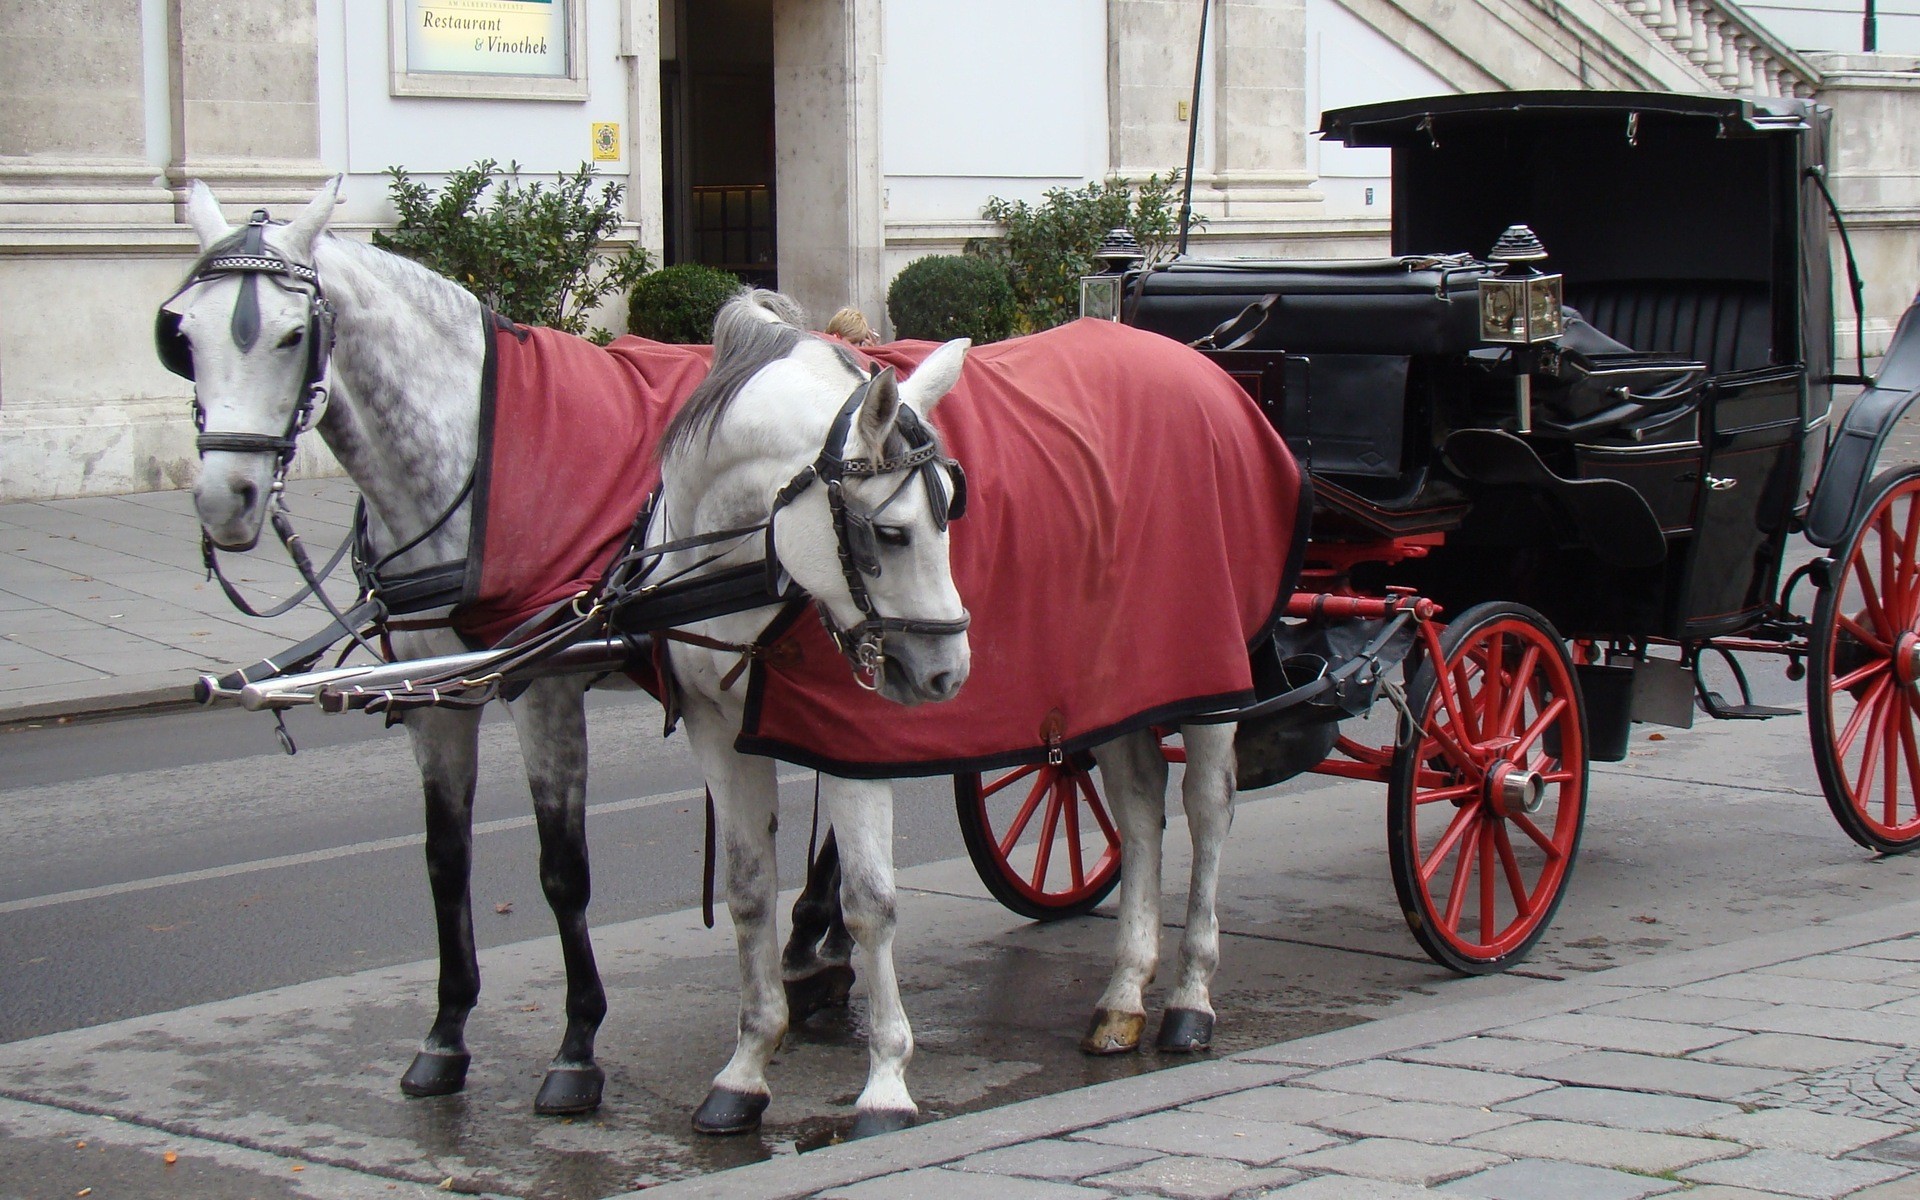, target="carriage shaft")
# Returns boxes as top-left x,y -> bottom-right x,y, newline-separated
205,638 -> 641,712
